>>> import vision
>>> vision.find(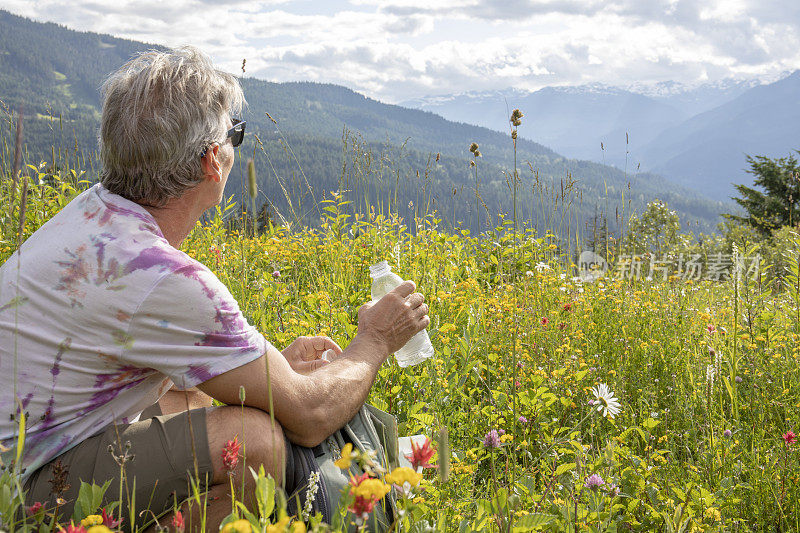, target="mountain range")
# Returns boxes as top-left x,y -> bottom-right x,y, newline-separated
0,9 -> 726,237
403,74 -> 797,202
